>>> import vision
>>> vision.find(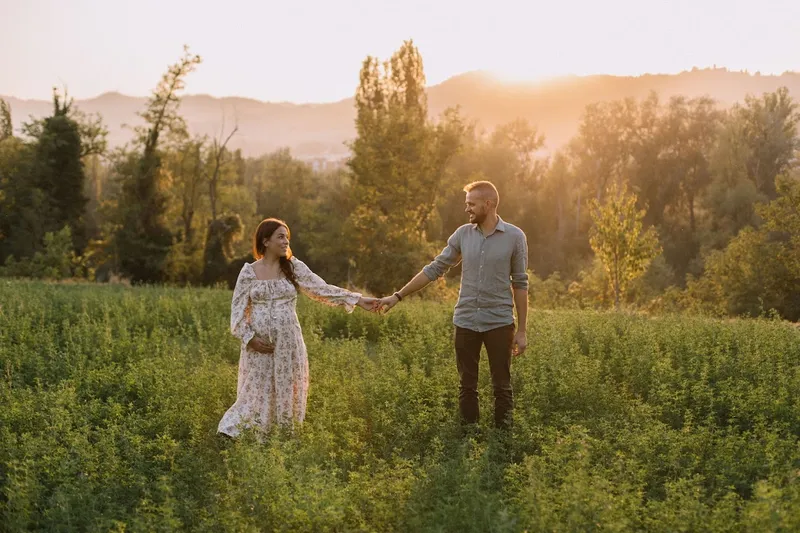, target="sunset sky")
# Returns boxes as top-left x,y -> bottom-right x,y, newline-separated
2,0 -> 799,103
